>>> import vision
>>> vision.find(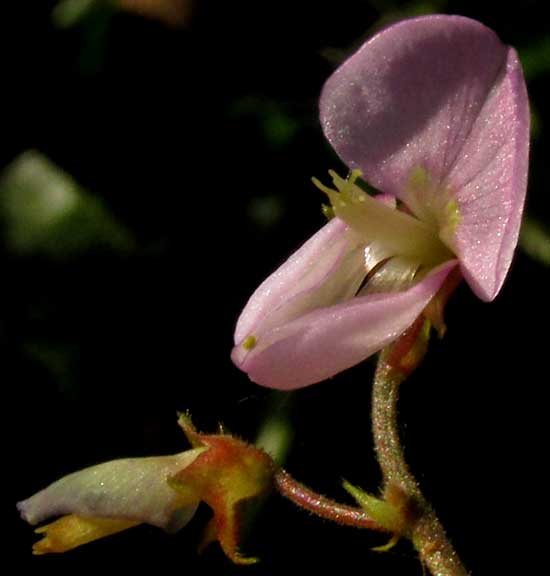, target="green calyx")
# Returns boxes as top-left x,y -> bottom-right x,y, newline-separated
343,481 -> 405,536
343,479 -> 424,551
